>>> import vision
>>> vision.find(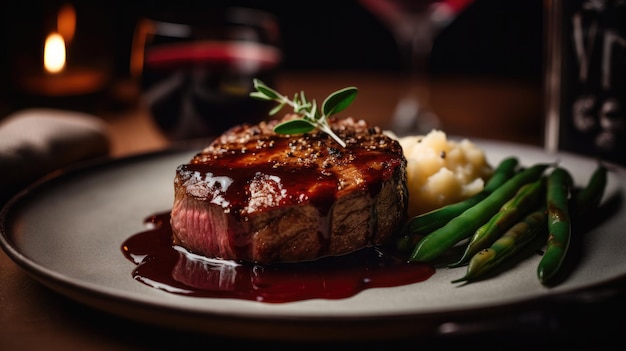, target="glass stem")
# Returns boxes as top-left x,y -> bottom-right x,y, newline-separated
391,11 -> 439,135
